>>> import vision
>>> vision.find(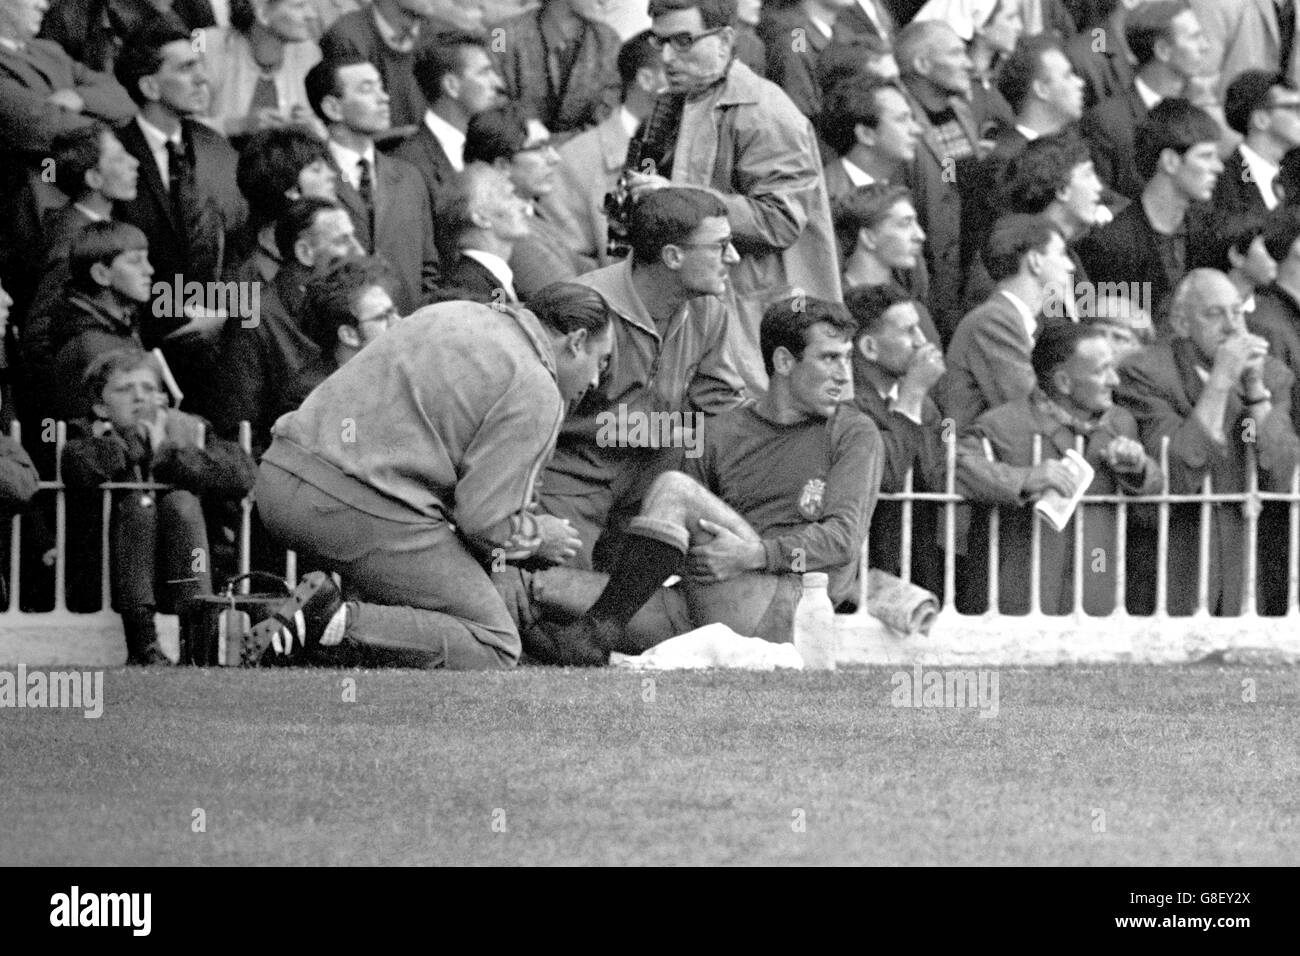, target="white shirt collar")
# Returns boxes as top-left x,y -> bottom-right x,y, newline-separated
1134,76 -> 1162,111
808,11 -> 834,39
0,36 -> 26,53
1014,124 -> 1041,142
1238,143 -> 1280,210
855,0 -> 888,38
462,249 -> 517,301
328,139 -> 376,190
1000,288 -> 1037,341
841,157 -> 876,188
424,110 -> 466,172
72,203 -> 109,222
877,381 -> 899,403
618,105 -> 641,139
136,114 -> 182,184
